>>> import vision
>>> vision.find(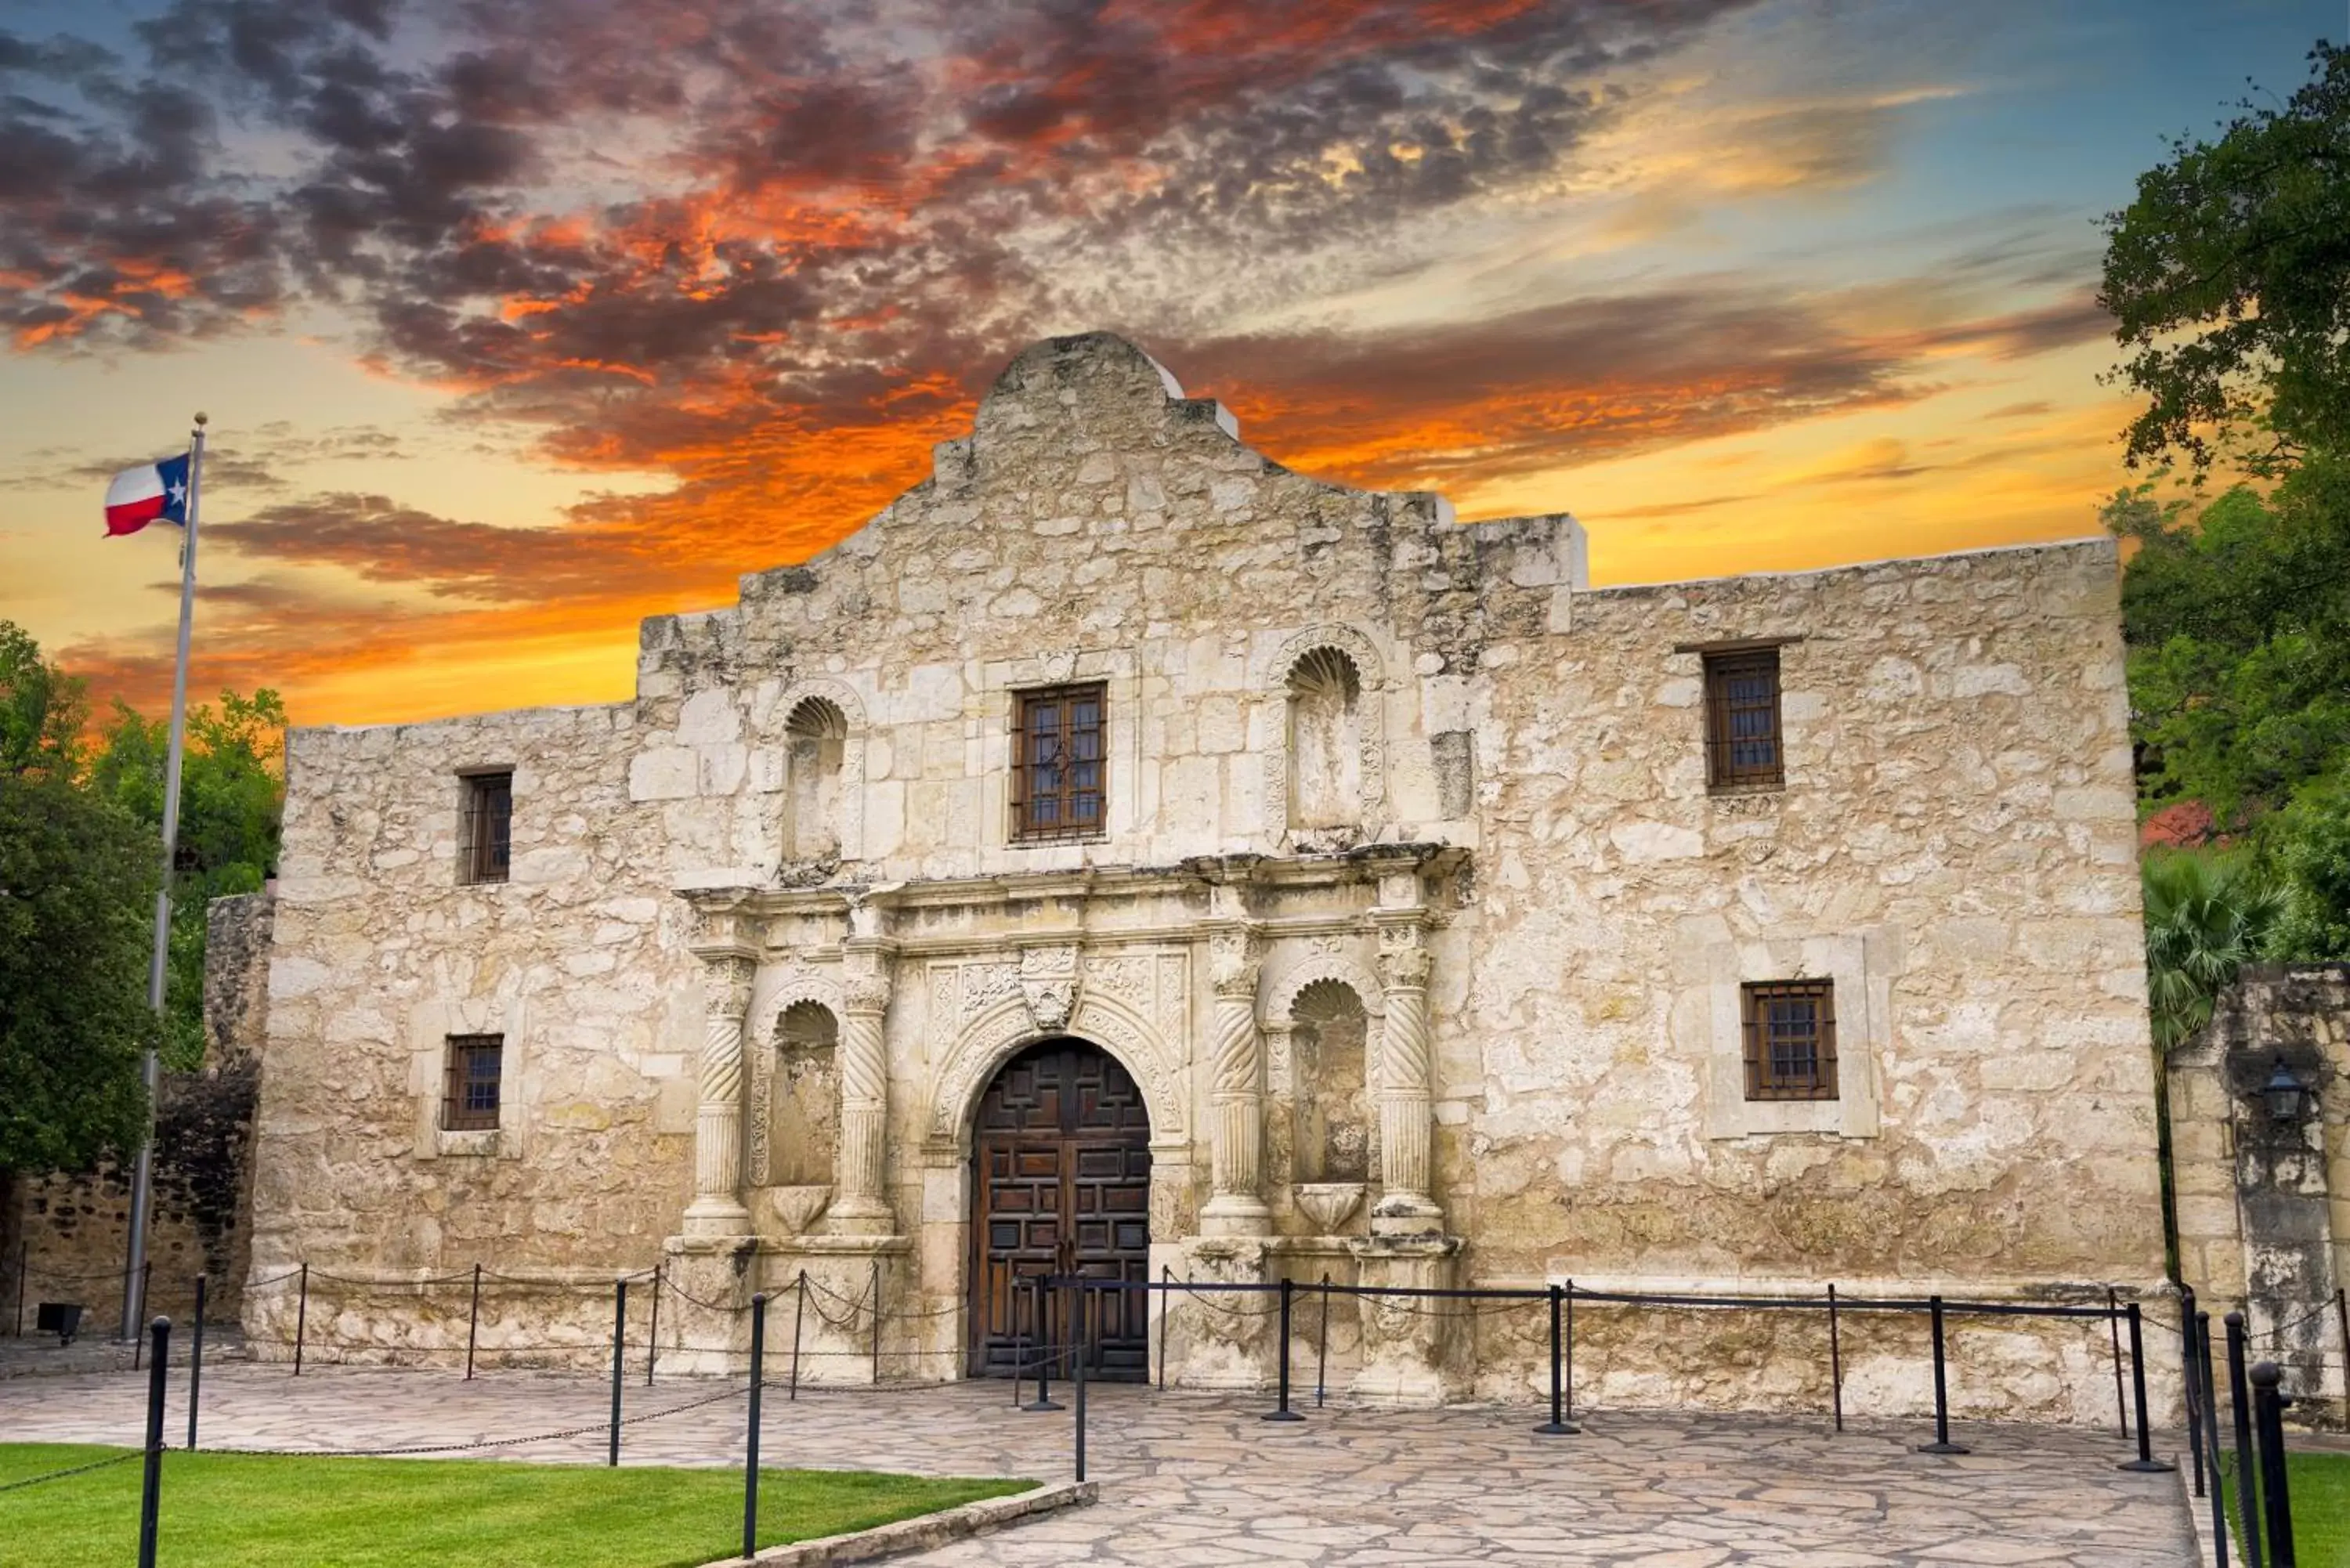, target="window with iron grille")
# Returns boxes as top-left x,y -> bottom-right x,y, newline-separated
1741,981 -> 1836,1101
442,1034 -> 503,1130
459,771 -> 512,884
1011,684 -> 1106,841
1703,649 -> 1784,792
